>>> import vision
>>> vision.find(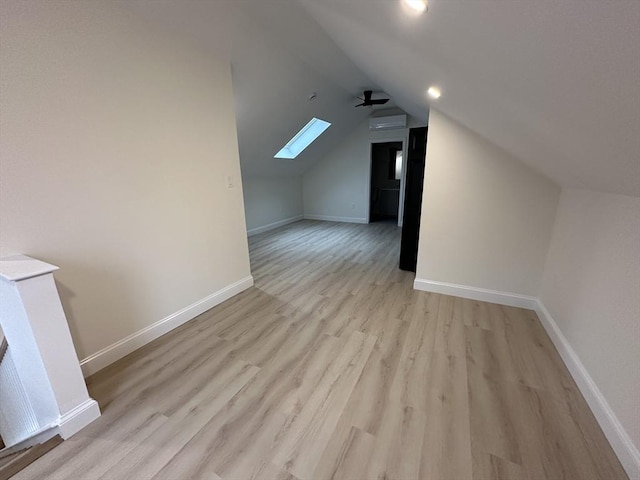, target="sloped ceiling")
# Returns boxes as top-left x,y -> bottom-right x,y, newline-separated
230,1 -> 391,178
123,0 -> 399,179
123,0 -> 639,194
298,0 -> 640,196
